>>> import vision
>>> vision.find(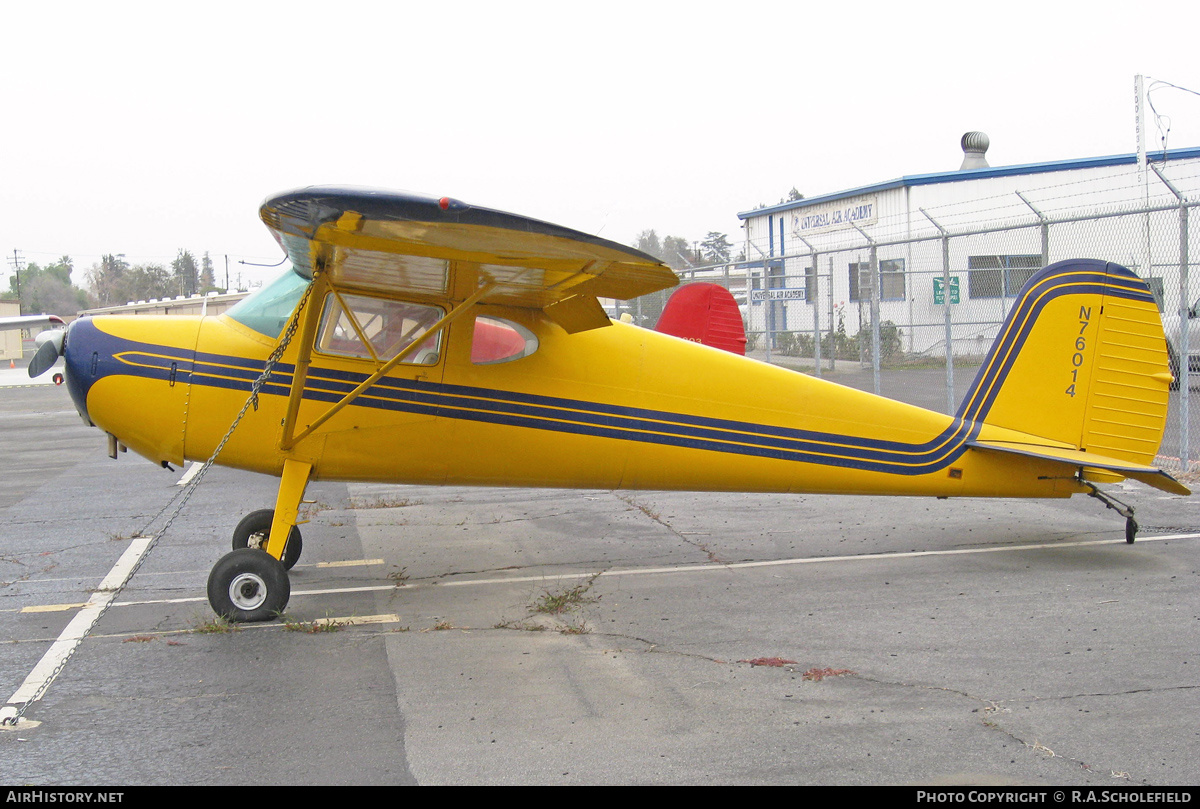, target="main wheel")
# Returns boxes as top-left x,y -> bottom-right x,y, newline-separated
232,509 -> 302,570
207,548 -> 291,622
1126,517 -> 1138,544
